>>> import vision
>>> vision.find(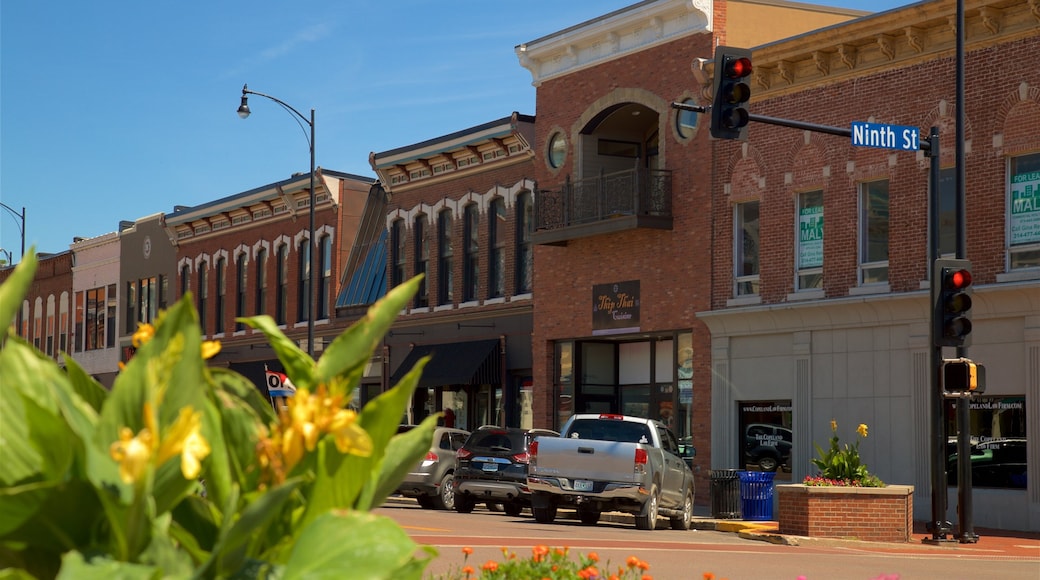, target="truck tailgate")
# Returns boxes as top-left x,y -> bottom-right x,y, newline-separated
531,437 -> 640,483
